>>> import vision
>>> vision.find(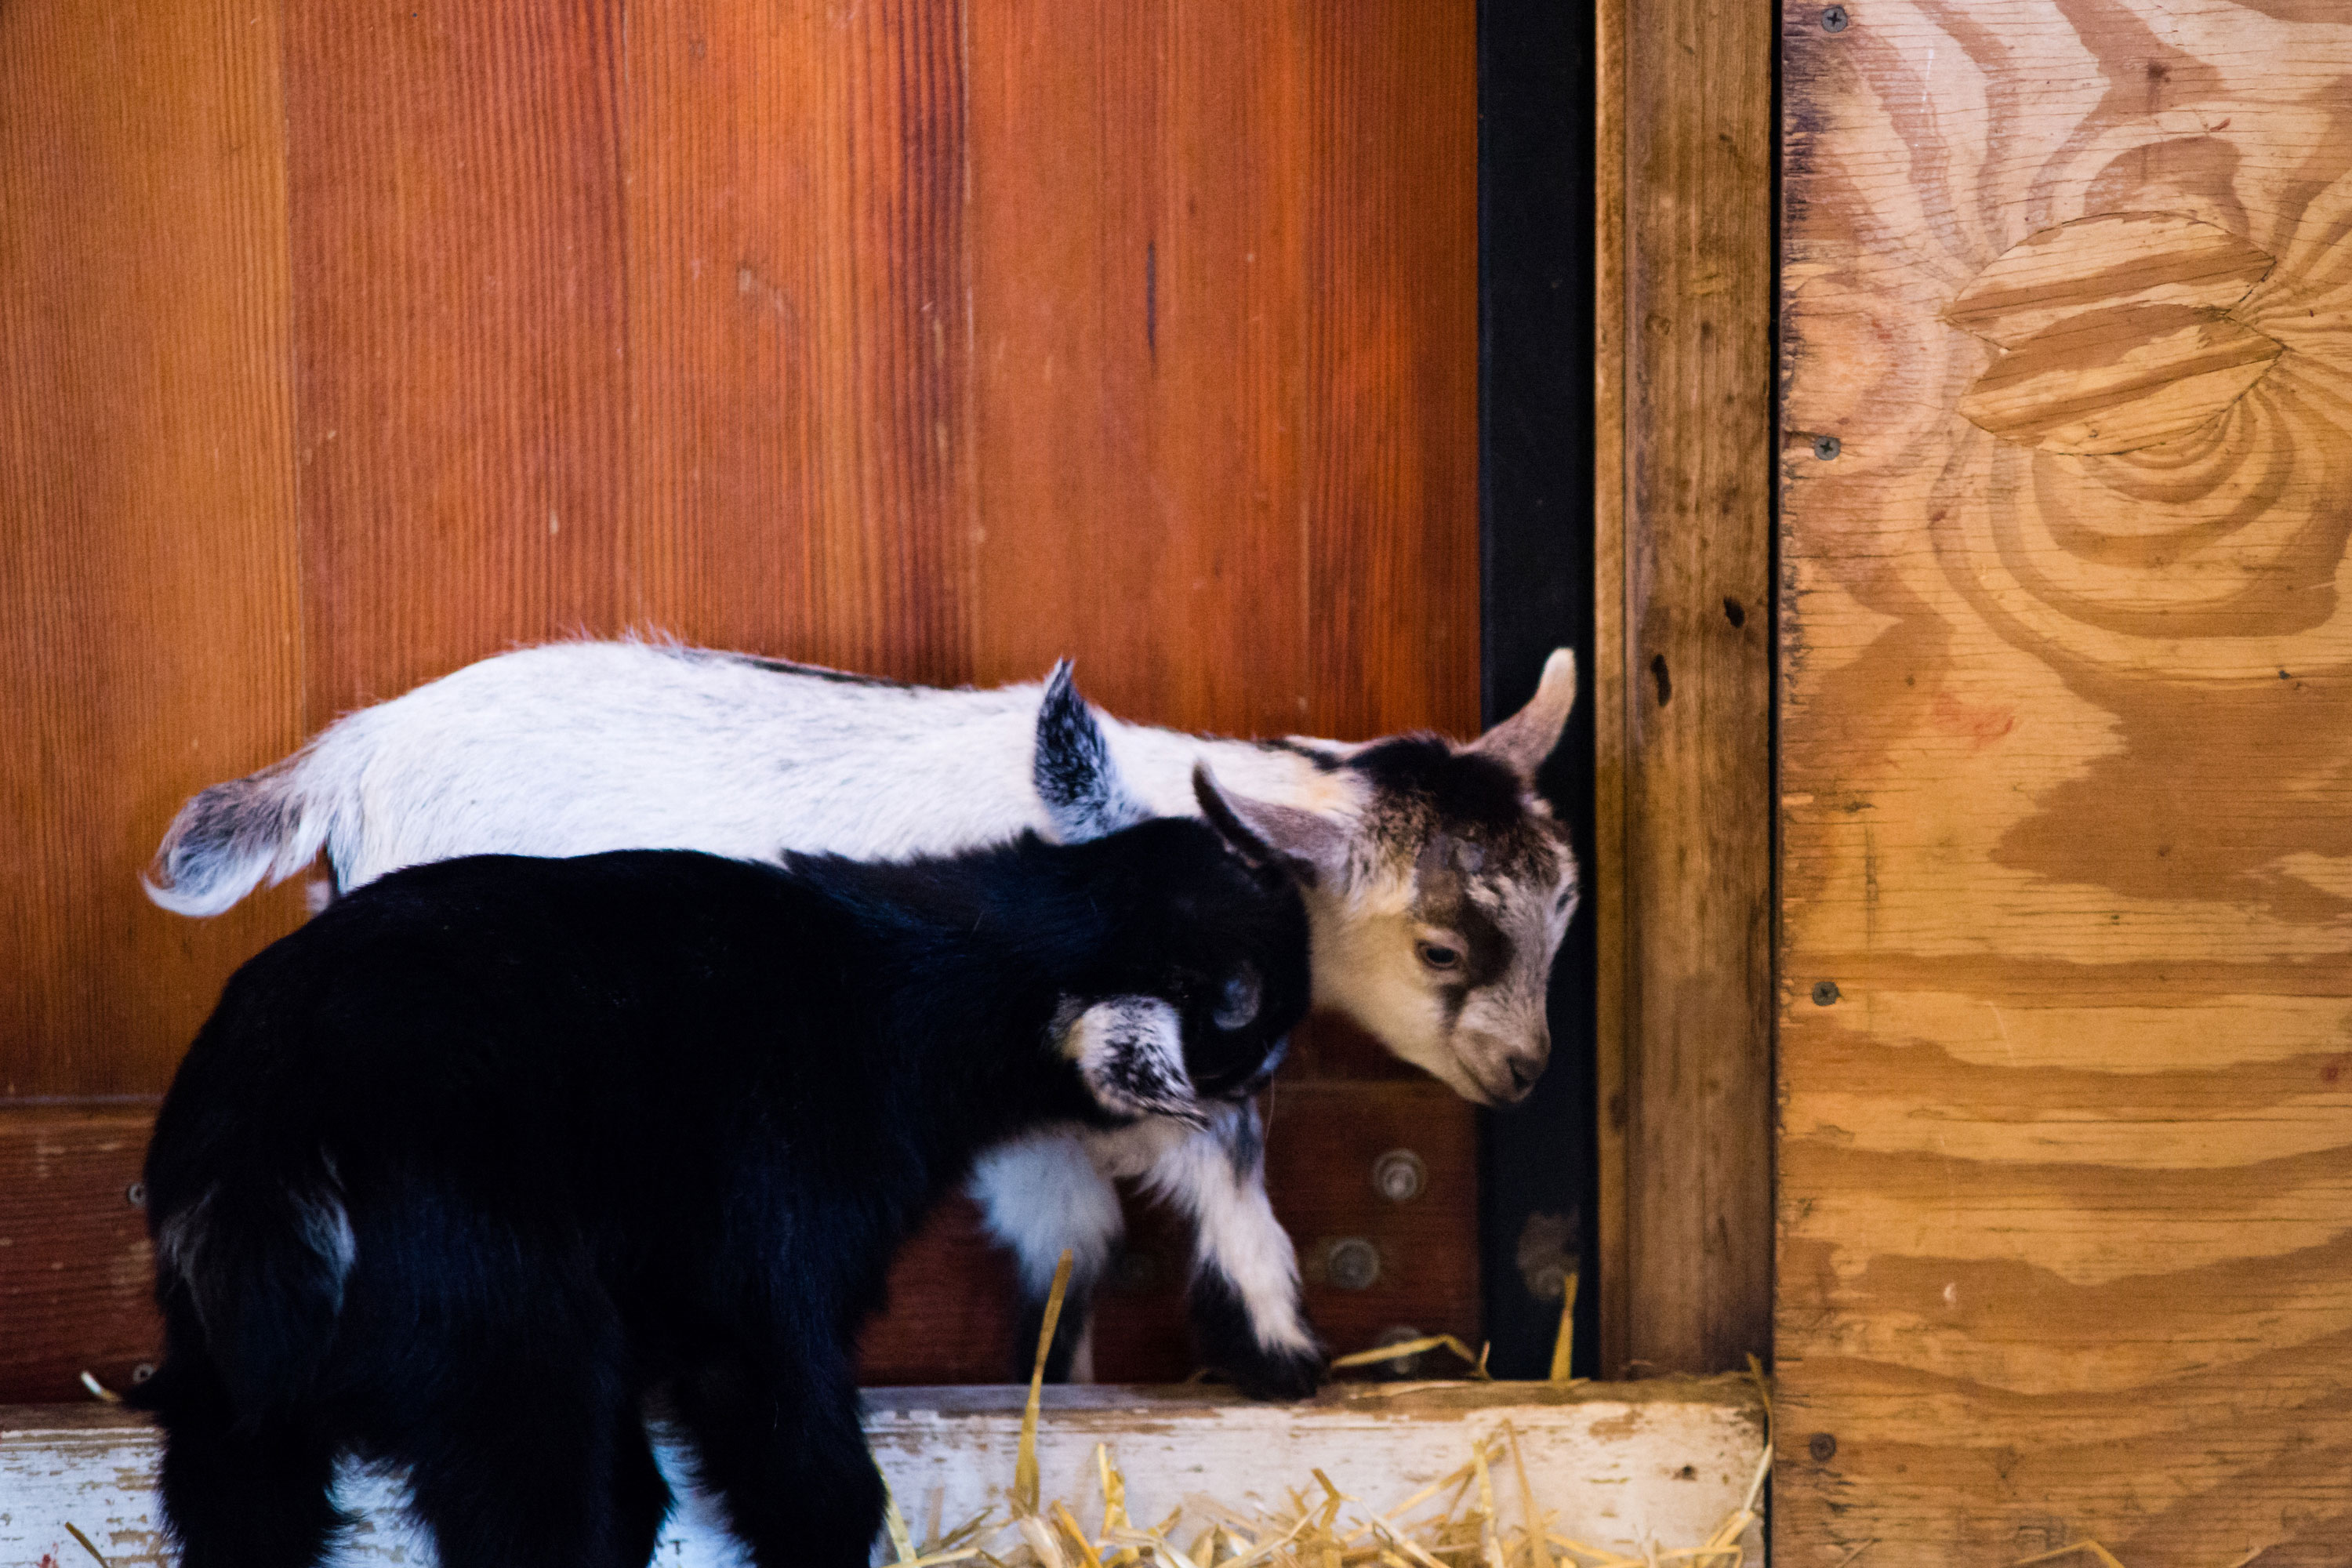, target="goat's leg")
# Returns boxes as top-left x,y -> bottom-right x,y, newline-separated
968,1131 -> 1123,1380
1139,1102 -> 1325,1399
142,1329 -> 345,1568
669,1335 -> 883,1568
399,1309 -> 660,1568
